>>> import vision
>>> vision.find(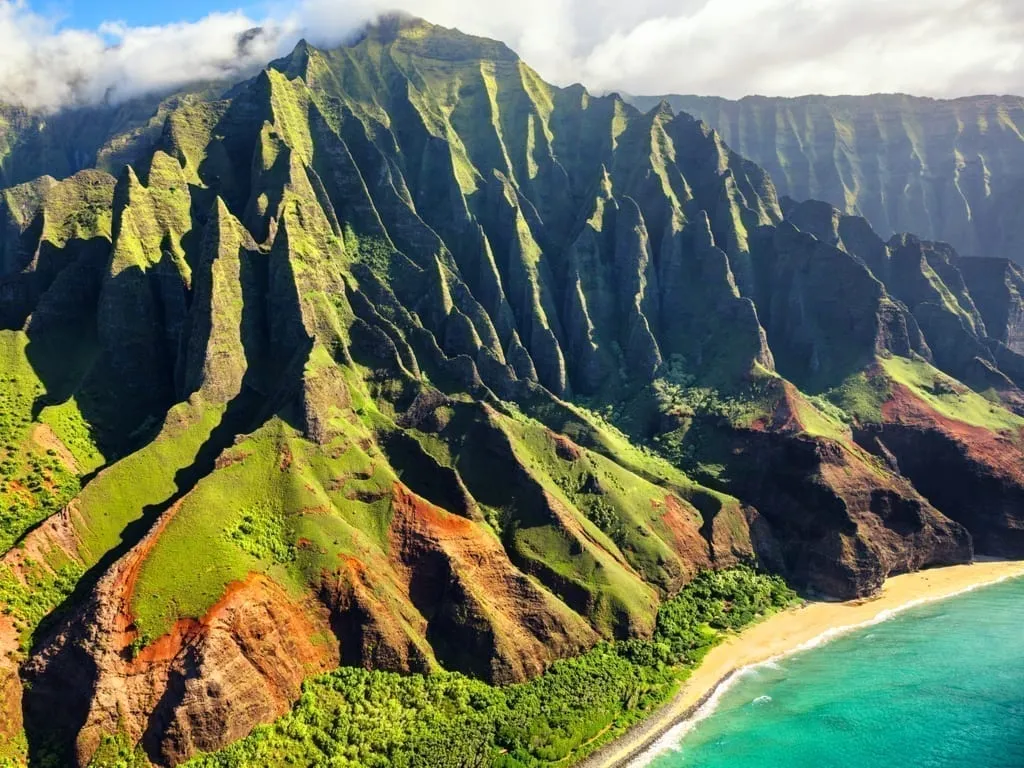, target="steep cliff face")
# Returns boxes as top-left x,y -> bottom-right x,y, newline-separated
628,94 -> 1024,264
0,88 -> 224,191
1,16 -> 1023,767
